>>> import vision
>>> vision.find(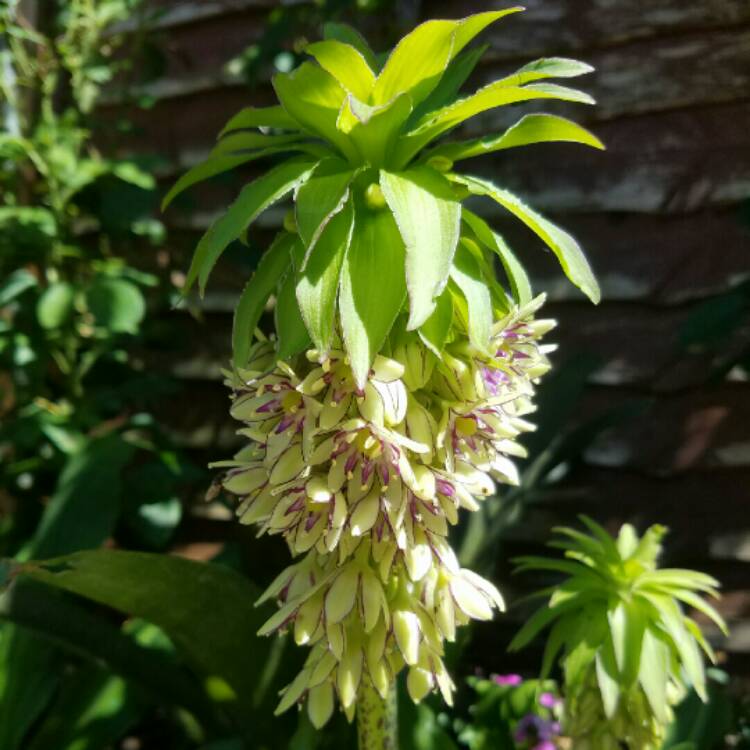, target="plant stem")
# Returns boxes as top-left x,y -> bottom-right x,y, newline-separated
356,679 -> 398,750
